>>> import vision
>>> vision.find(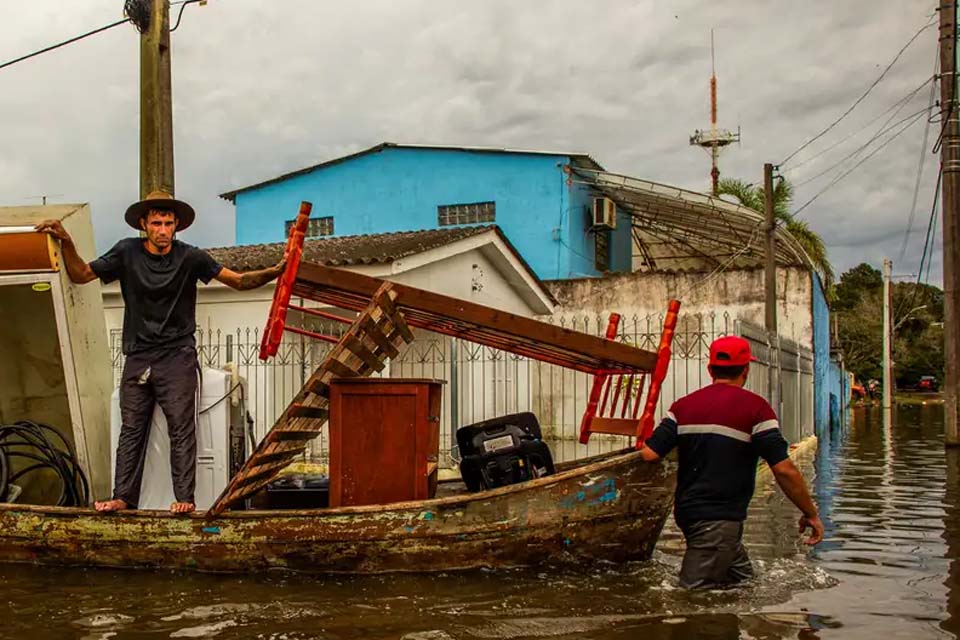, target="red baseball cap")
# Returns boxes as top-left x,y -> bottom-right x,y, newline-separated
709,336 -> 755,367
